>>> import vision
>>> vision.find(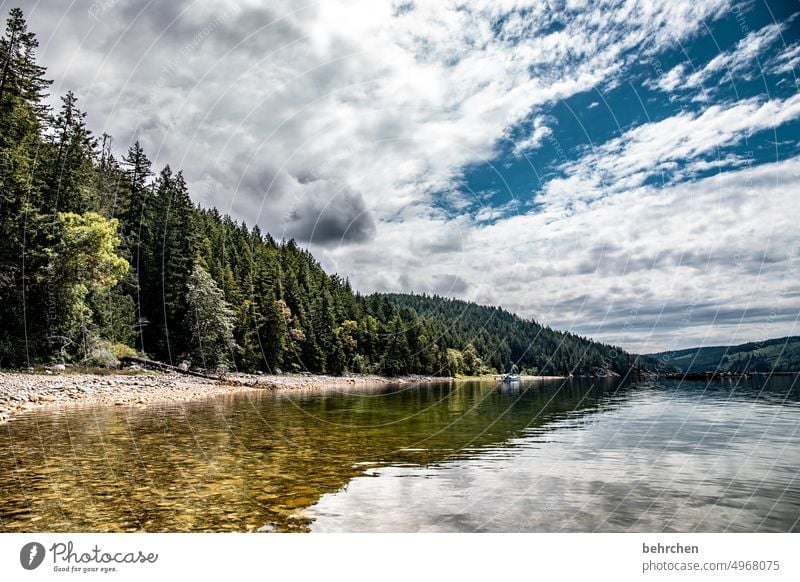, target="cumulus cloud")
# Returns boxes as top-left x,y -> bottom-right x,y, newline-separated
281,180 -> 376,245
25,0 -> 732,227
319,148 -> 800,353
650,63 -> 686,93
445,157 -> 800,353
